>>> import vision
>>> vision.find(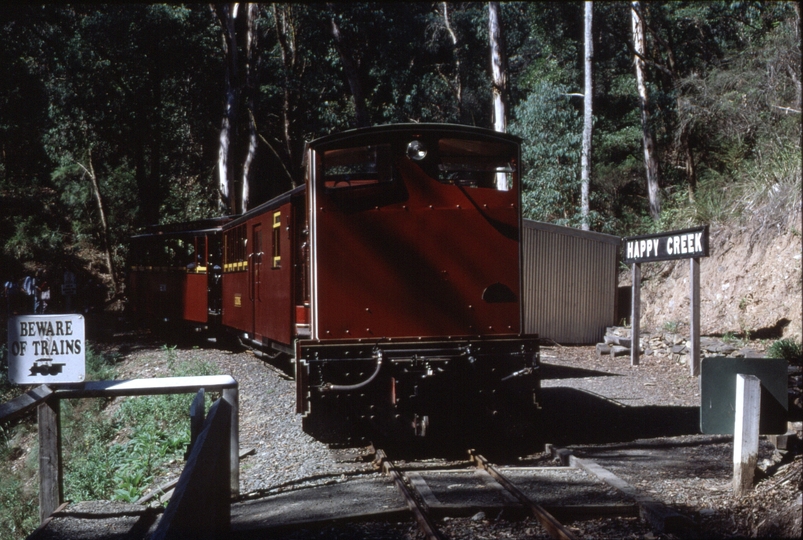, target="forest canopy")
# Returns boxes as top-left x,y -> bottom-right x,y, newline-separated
1,2 -> 800,299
